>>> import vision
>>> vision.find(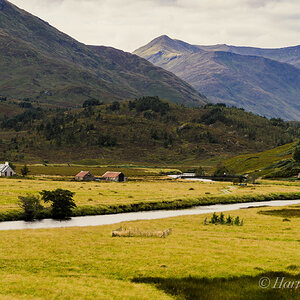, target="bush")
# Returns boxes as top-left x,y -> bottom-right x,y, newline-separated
18,195 -> 43,221
20,165 -> 30,176
40,189 -> 76,219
